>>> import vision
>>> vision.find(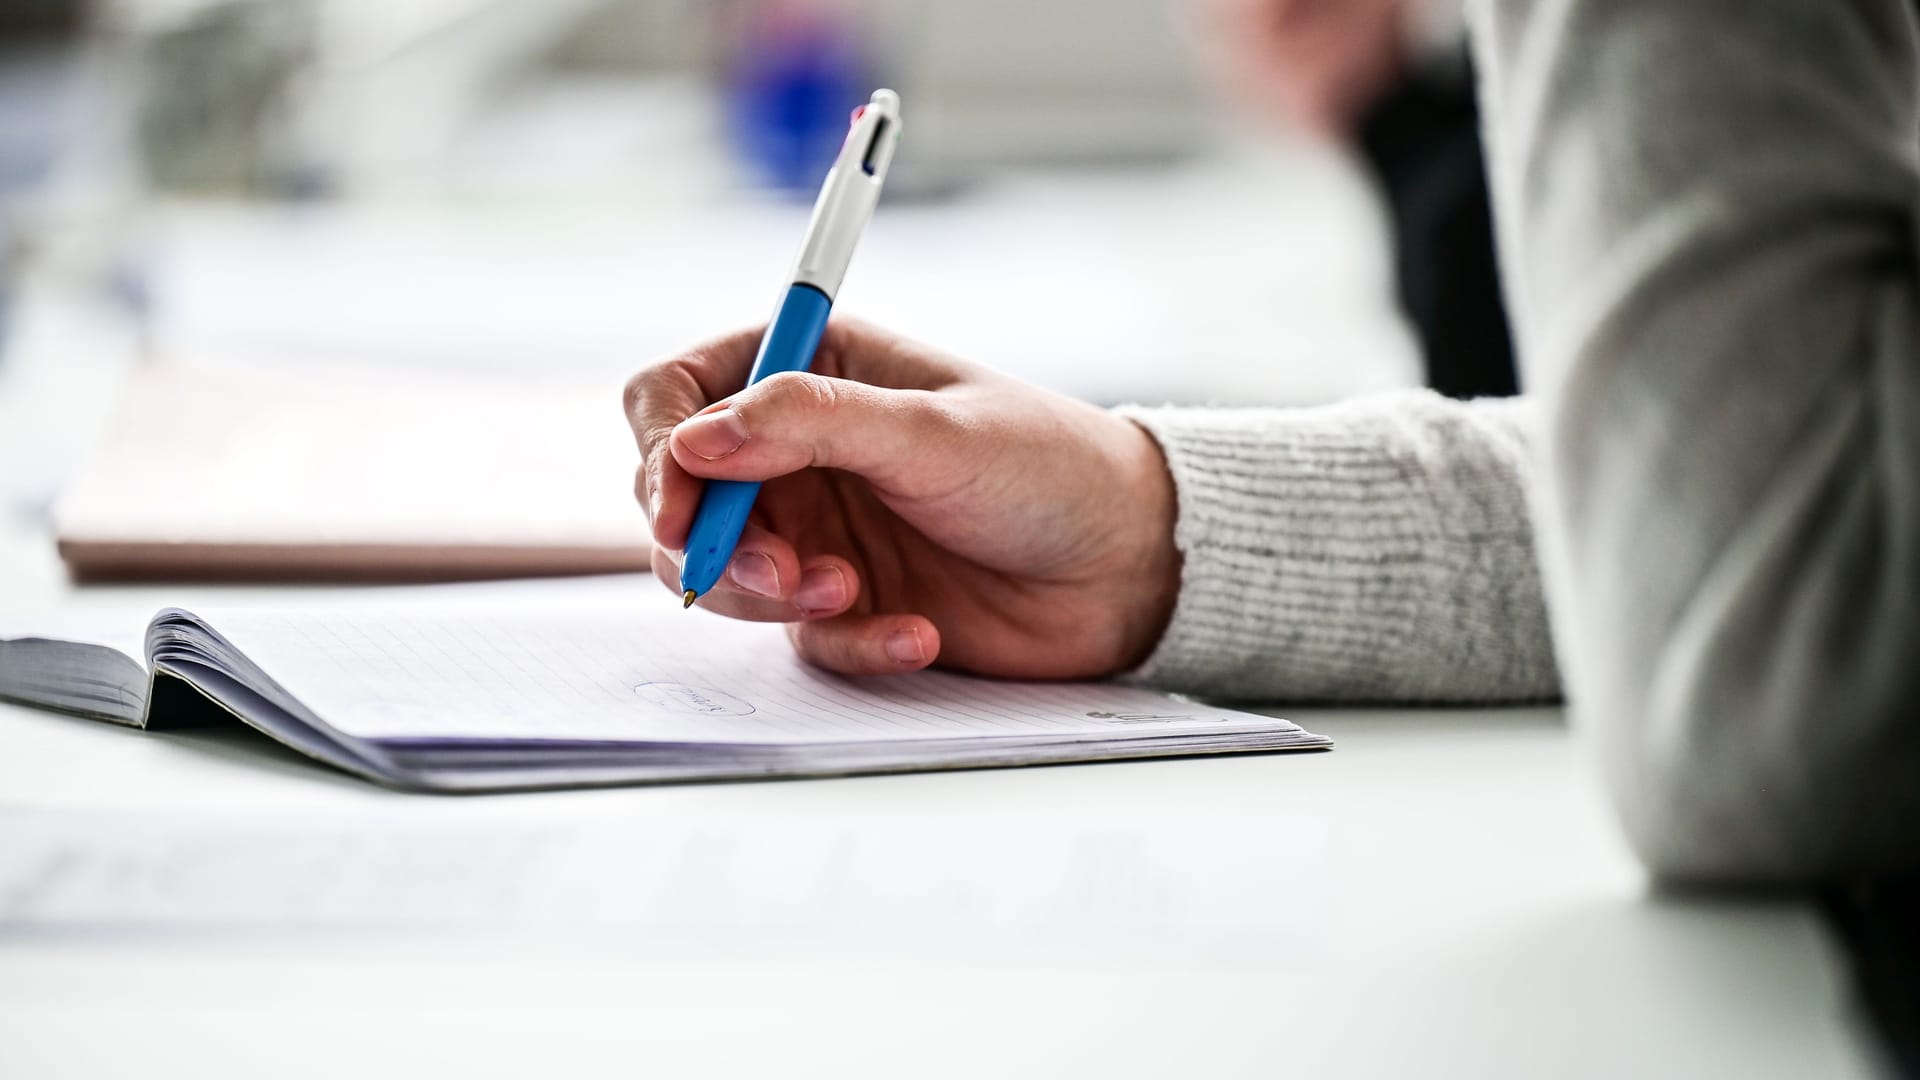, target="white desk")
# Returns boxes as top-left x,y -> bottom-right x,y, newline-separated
0,581 -> 1877,1077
